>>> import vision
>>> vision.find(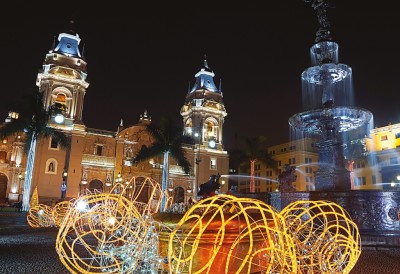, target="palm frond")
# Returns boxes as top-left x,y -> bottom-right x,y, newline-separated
170,143 -> 191,174
46,129 -> 71,149
133,143 -> 166,163
133,116 -> 192,174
